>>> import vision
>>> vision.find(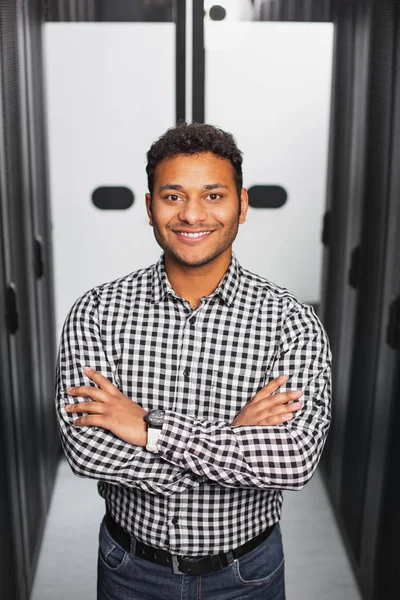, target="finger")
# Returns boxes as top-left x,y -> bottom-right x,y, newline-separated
83,367 -> 118,394
250,375 -> 289,404
65,401 -> 105,414
263,401 -> 302,418
259,412 -> 296,426
66,386 -> 106,402
249,399 -> 302,423
73,414 -> 106,428
266,390 -> 303,407
250,389 -> 302,414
